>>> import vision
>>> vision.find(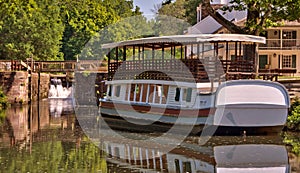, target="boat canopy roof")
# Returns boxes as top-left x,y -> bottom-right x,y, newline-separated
102,34 -> 266,49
